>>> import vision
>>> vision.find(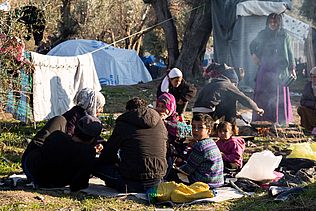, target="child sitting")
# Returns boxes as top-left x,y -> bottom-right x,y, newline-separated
155,92 -> 192,166
215,121 -> 245,171
166,113 -> 224,188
